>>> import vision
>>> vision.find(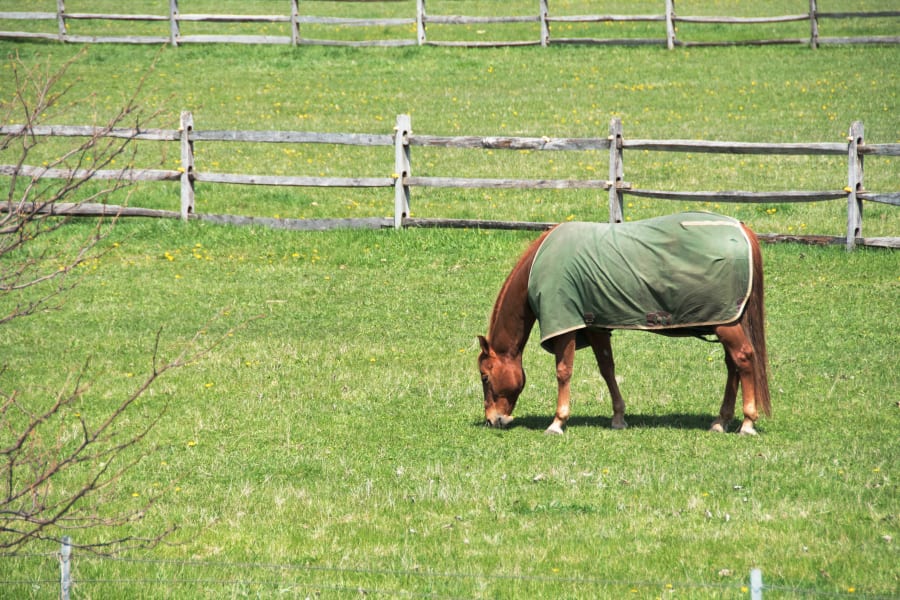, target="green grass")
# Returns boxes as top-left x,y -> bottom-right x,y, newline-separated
1,15 -> 899,599
2,220 -> 898,598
